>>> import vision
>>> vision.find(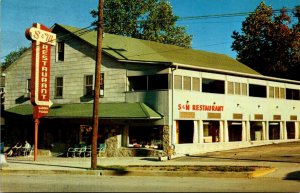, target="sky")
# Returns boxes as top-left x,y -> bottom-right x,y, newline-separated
1,0 -> 299,62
